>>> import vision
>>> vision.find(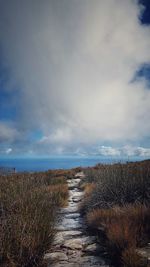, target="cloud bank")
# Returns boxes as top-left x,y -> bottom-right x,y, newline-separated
97,145 -> 150,157
0,0 -> 150,156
